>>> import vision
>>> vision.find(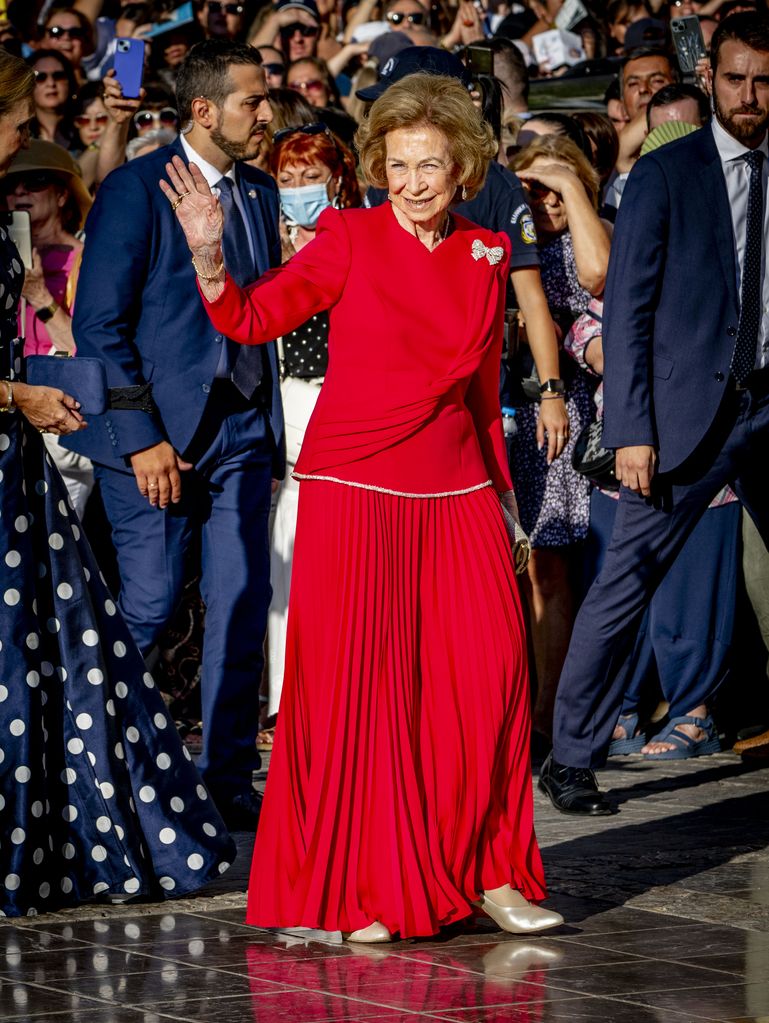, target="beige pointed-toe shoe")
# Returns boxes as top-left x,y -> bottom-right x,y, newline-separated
343,921 -> 393,943
476,888 -> 564,934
